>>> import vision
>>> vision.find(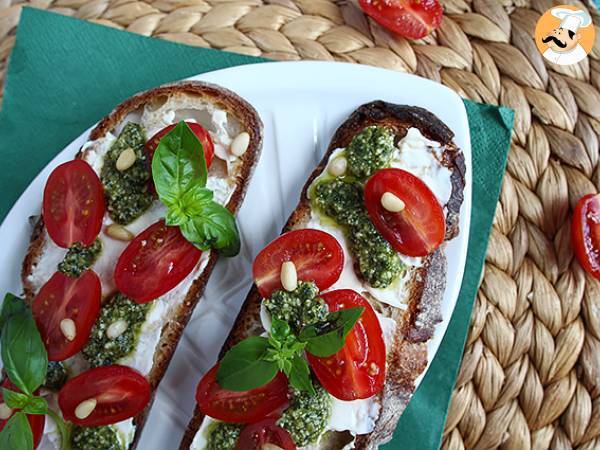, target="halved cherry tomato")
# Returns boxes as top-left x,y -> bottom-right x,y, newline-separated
253,229 -> 344,298
572,194 -> 600,279
114,220 -> 202,303
196,365 -> 289,424
236,419 -> 296,450
32,270 -> 101,361
0,380 -> 45,449
307,290 -> 386,401
358,0 -> 443,40
365,168 -> 446,257
42,160 -> 105,248
146,122 -> 214,168
58,365 -> 150,427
